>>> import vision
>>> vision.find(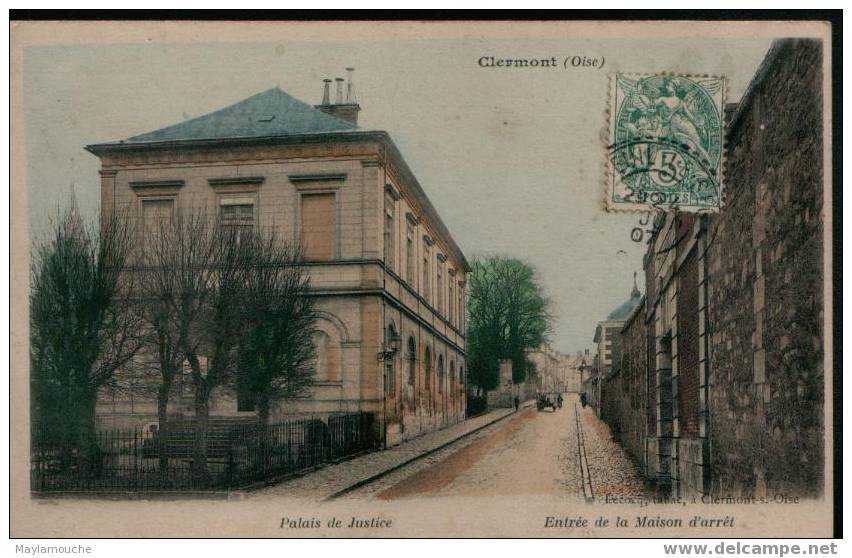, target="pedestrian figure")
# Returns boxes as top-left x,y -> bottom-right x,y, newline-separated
513,396 -> 520,412
557,393 -> 563,409
580,392 -> 588,408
